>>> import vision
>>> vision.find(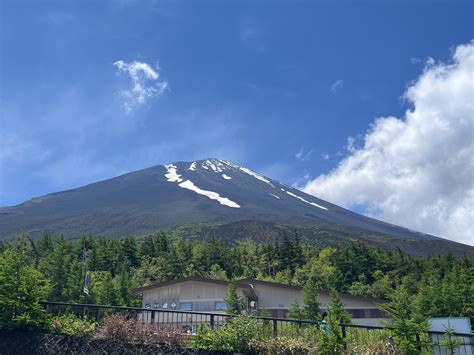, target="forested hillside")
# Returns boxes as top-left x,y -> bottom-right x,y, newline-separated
1,232 -> 473,325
